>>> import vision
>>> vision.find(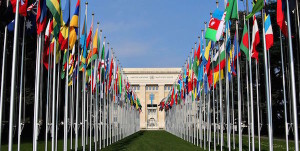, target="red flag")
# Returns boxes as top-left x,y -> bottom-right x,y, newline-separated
277,0 -> 288,37
251,15 -> 260,62
11,0 -> 28,17
36,0 -> 47,35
